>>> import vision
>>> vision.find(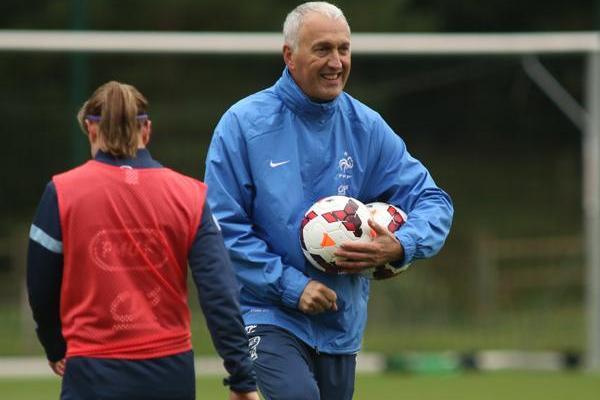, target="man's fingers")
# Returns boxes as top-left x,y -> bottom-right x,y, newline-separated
335,244 -> 377,267
313,291 -> 336,312
336,249 -> 373,262
305,298 -> 330,314
319,285 -> 338,311
338,240 -> 374,252
335,247 -> 378,266
321,286 -> 337,303
315,284 -> 336,311
368,218 -> 388,235
300,281 -> 338,314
